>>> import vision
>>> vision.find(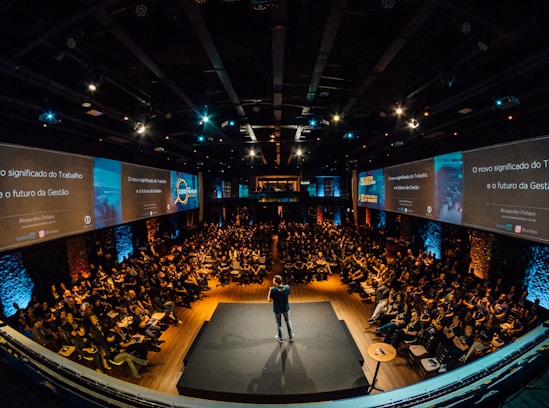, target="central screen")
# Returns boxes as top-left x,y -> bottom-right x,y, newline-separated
121,163 -> 171,223
384,159 -> 435,218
